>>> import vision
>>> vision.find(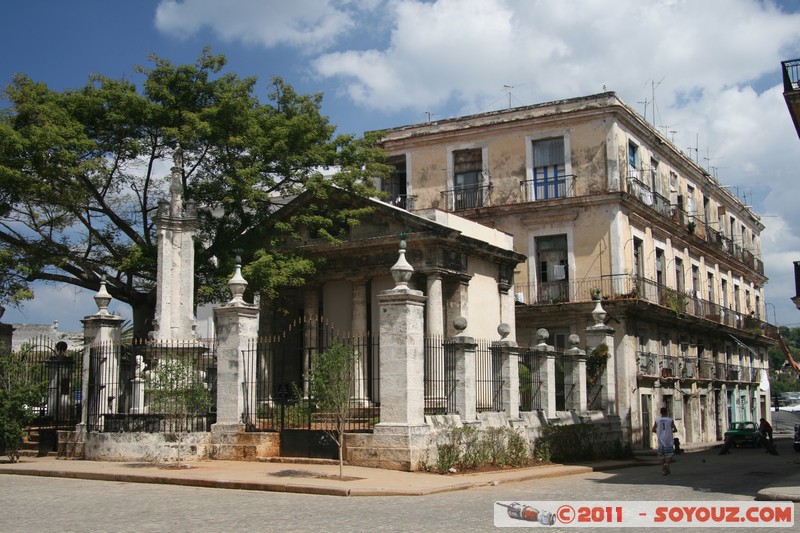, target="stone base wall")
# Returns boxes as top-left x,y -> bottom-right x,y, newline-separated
60,431 -> 279,463
345,411 -> 623,471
